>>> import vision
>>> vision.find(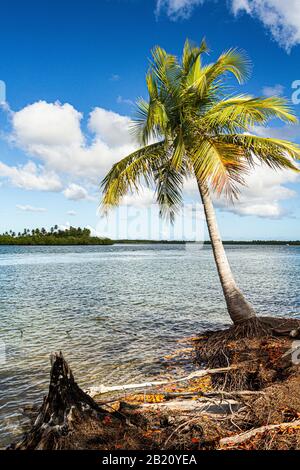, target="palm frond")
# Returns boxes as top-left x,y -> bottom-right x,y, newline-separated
204,48 -> 251,86
101,141 -> 165,209
150,46 -> 181,96
192,140 -> 248,199
133,97 -> 169,145
217,134 -> 300,171
182,38 -> 208,75
170,128 -> 186,170
203,96 -> 298,131
154,159 -> 185,223
101,38 -> 299,222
